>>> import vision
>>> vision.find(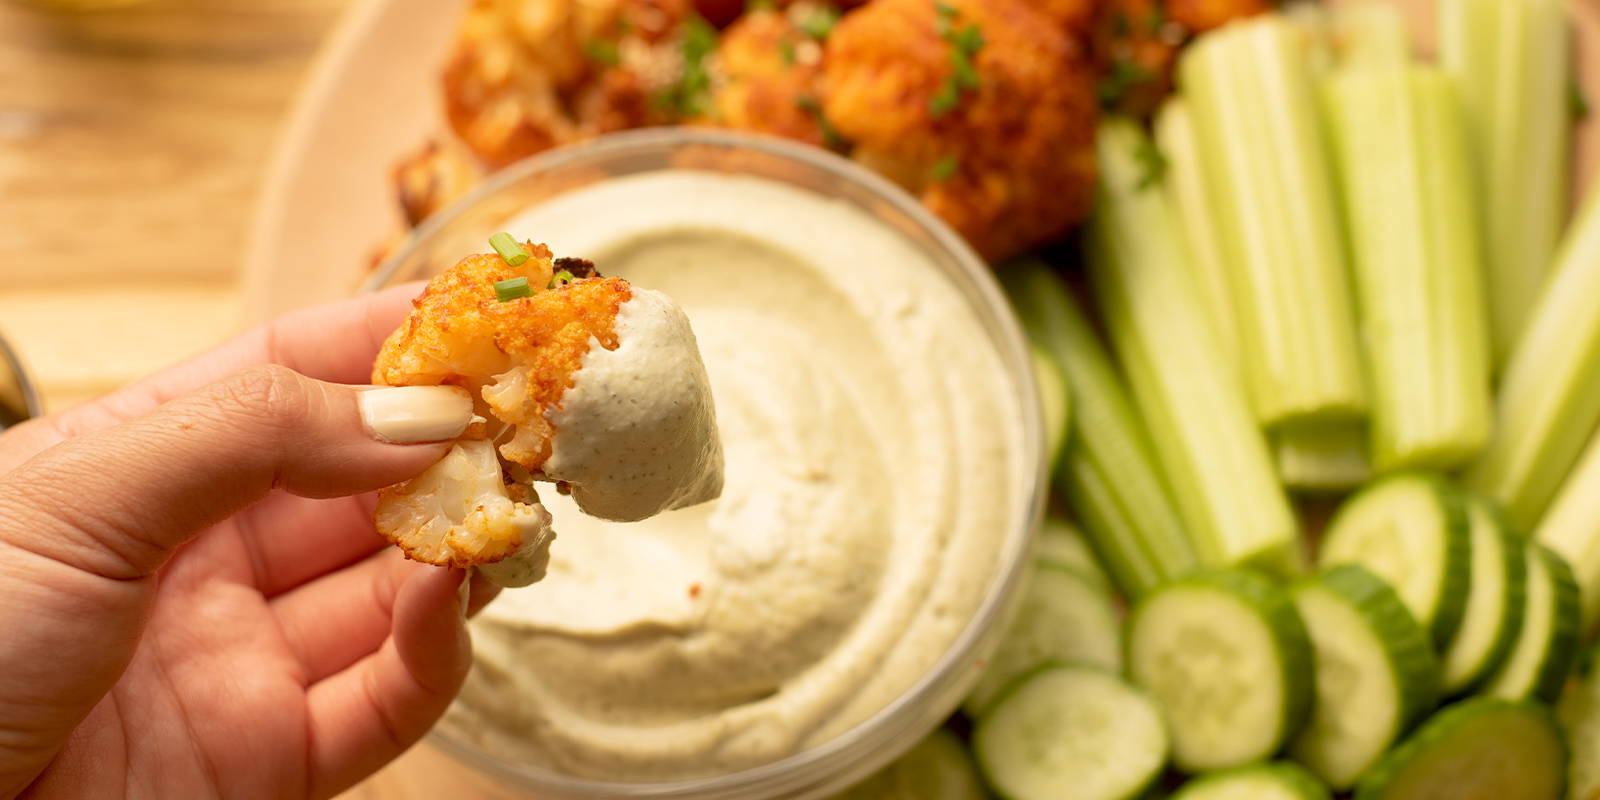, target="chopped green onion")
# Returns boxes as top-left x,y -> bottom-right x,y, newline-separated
489,232 -> 530,266
583,39 -> 620,68
548,270 -> 577,289
929,4 -> 984,118
494,276 -> 532,302
929,155 -> 959,181
779,38 -> 797,66
796,95 -> 848,150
